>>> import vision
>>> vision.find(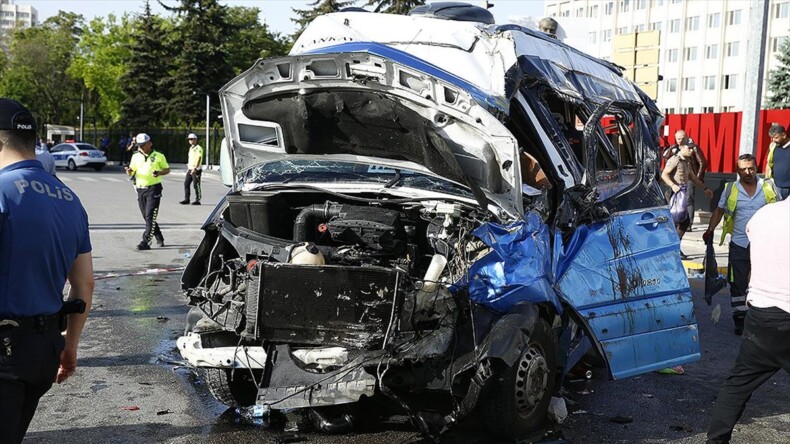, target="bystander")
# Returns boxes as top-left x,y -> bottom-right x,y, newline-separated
766,123 -> 790,200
